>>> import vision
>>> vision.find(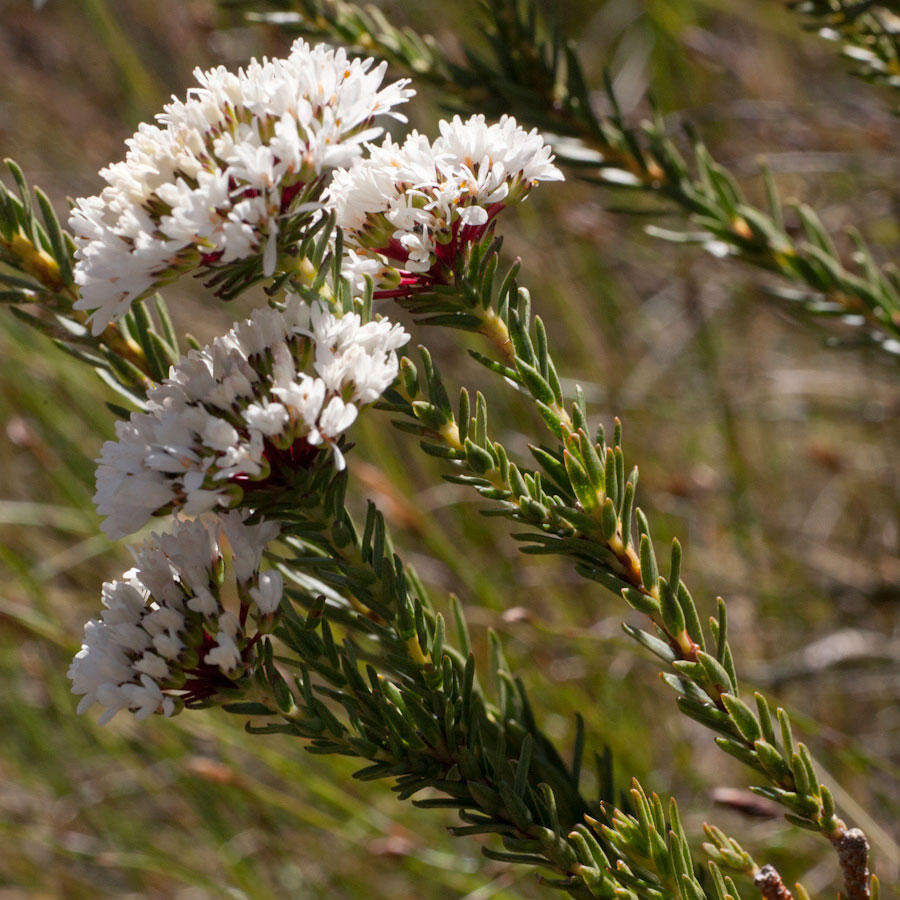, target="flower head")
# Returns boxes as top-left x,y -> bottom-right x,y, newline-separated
95,297 -> 409,539
68,514 -> 282,724
70,40 -> 413,334
326,114 -> 562,292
